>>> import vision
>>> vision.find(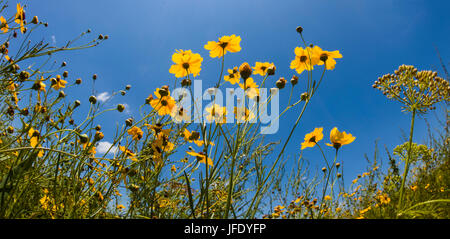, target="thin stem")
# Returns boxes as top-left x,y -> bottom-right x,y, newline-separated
397,108 -> 416,213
